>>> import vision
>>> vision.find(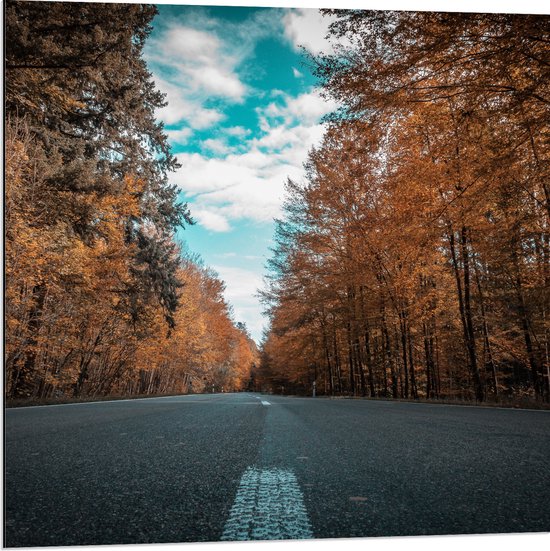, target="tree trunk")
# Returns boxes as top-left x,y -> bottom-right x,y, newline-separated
9,284 -> 47,398
321,318 -> 334,395
513,261 -> 542,398
408,326 -> 418,399
399,311 -> 410,399
448,224 -> 484,401
473,259 -> 498,396
382,306 -> 398,398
